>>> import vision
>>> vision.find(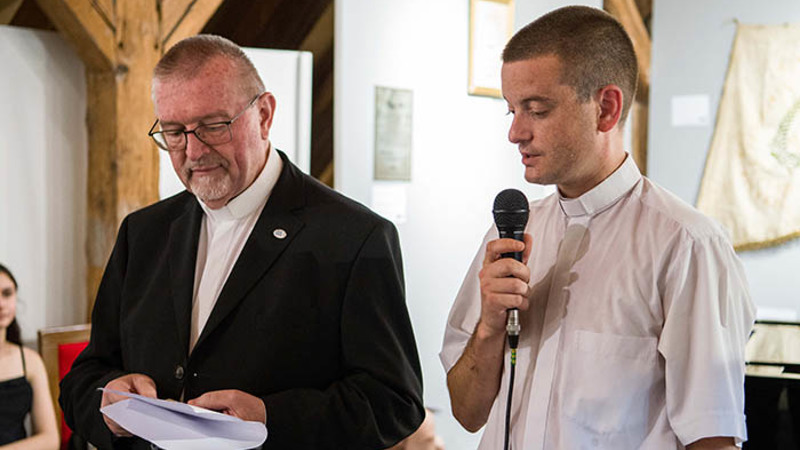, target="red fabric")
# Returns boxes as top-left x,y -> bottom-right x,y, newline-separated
58,342 -> 88,449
